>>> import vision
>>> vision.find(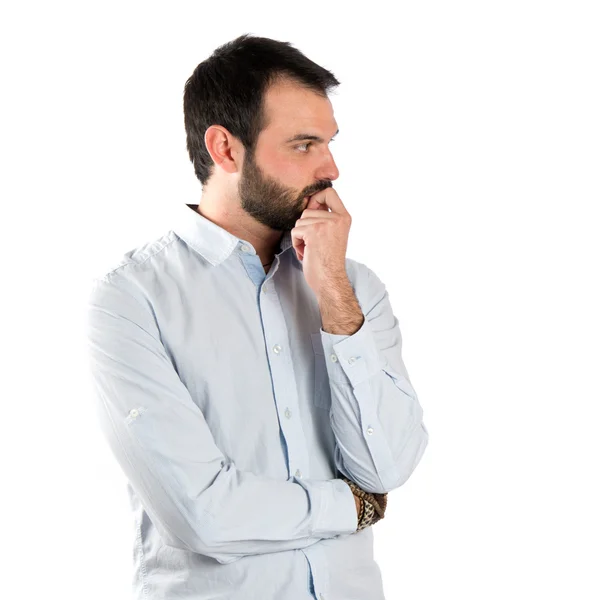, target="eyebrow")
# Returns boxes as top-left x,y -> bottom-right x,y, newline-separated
285,129 -> 339,143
